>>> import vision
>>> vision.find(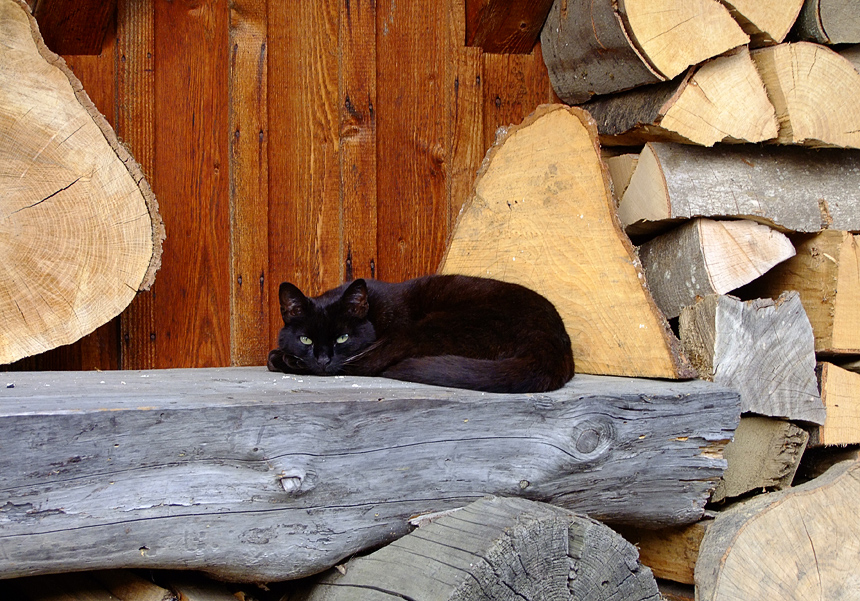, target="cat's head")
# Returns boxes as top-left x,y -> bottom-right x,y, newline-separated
270,279 -> 376,375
